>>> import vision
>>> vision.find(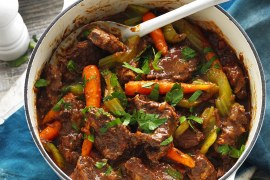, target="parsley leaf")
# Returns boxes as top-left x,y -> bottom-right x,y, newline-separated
52,99 -> 64,111
84,133 -> 95,142
182,47 -> 197,60
188,90 -> 203,102
135,110 -> 167,133
71,122 -> 79,131
188,115 -> 203,124
110,73 -> 118,87
95,159 -> 107,169
142,59 -> 151,74
35,79 -> 50,88
104,91 -> 128,108
100,118 -> 122,134
217,144 -> 245,158
123,62 -> 144,74
166,168 -> 183,180
179,116 -> 187,124
200,55 -> 218,74
160,135 -> 173,146
152,51 -> 162,71
165,83 -> 183,106
142,82 -> 156,88
148,84 -> 159,101
105,166 -> 113,175
67,60 -> 78,73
